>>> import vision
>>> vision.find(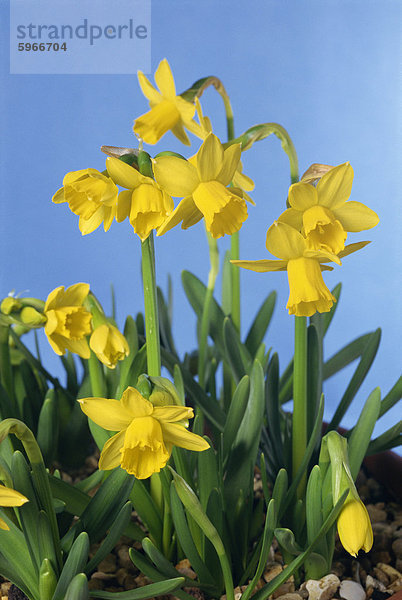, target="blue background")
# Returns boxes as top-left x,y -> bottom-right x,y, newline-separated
1,1 -> 401,445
